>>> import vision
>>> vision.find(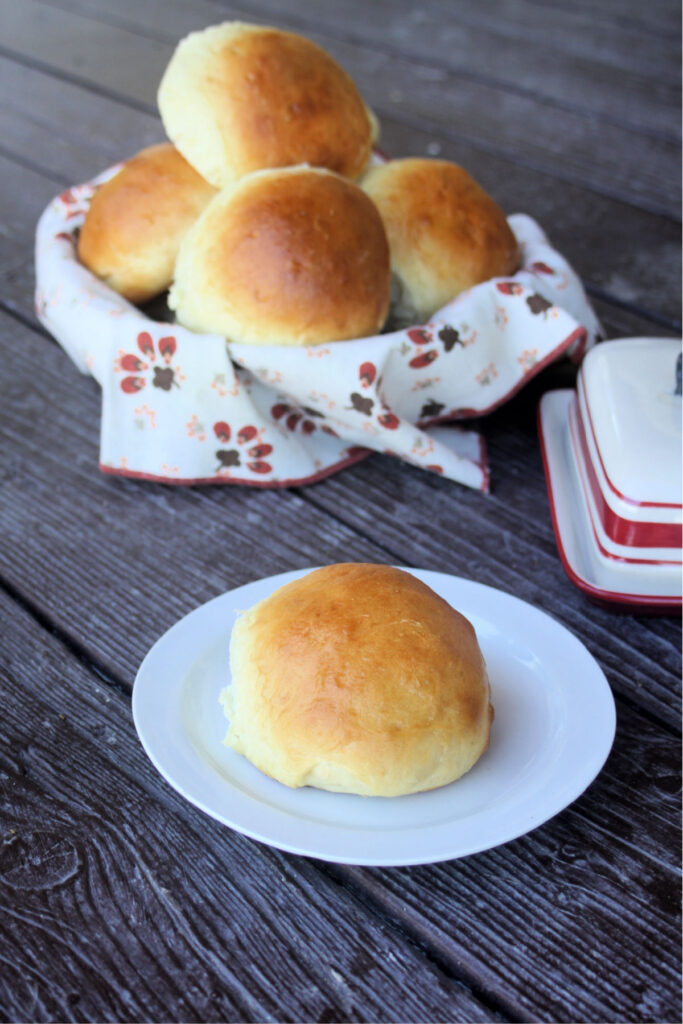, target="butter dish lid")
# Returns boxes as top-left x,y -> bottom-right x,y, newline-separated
580,338 -> 682,508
